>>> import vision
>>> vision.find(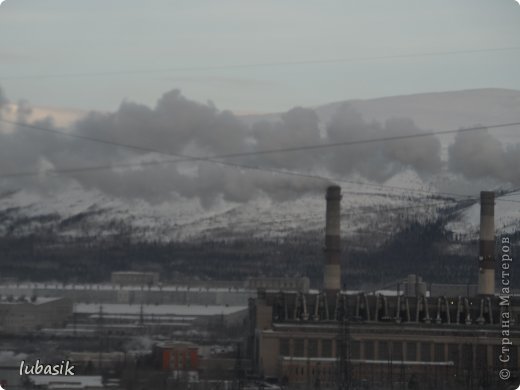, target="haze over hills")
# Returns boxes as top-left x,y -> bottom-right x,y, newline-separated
315,88 -> 520,130
243,88 -> 520,150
